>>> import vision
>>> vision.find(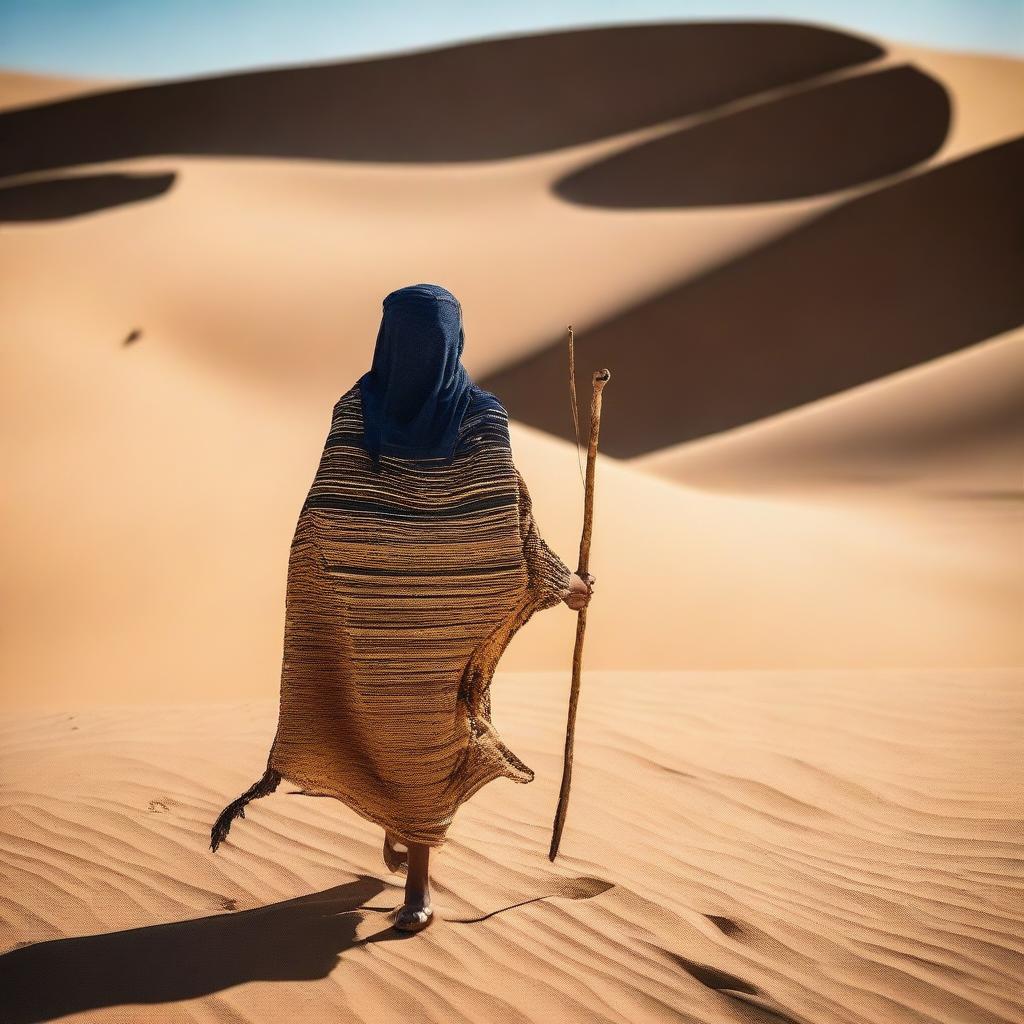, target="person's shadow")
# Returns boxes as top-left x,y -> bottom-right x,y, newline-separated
0,875 -> 407,1023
